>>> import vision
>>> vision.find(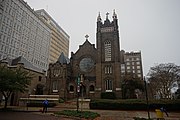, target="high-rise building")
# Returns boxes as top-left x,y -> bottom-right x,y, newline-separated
35,9 -> 70,63
0,0 -> 51,71
120,50 -> 143,79
0,0 -> 69,71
